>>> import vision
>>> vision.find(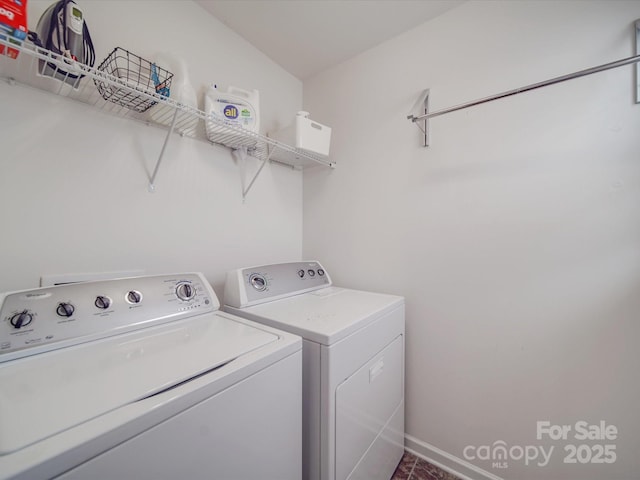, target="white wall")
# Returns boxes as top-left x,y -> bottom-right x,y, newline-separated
303,2 -> 640,479
0,1 -> 303,295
